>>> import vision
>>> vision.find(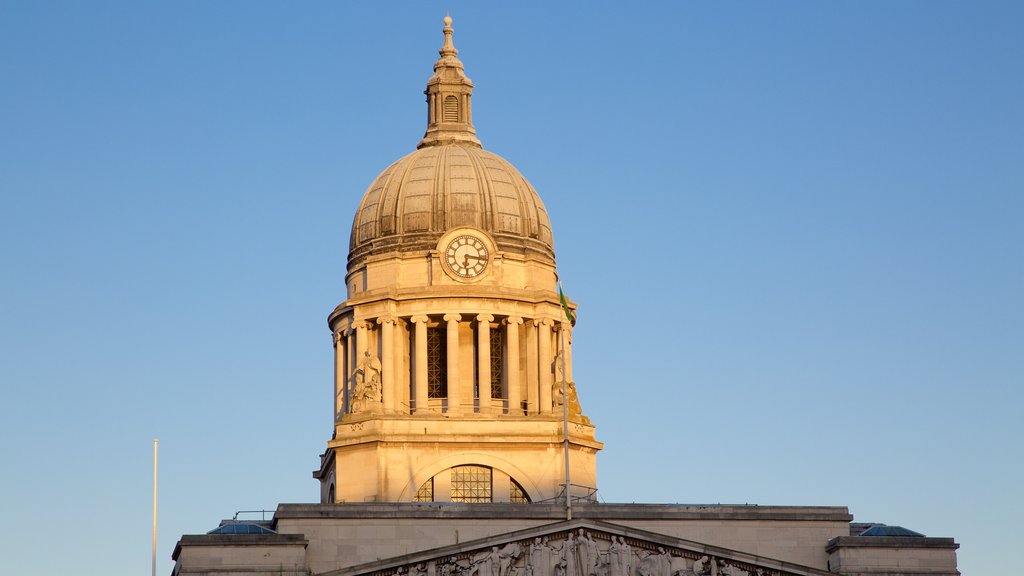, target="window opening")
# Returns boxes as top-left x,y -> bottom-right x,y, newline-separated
427,325 -> 447,398
414,477 -> 434,502
490,328 -> 503,400
510,478 -> 531,503
450,465 -> 492,502
443,95 -> 460,122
